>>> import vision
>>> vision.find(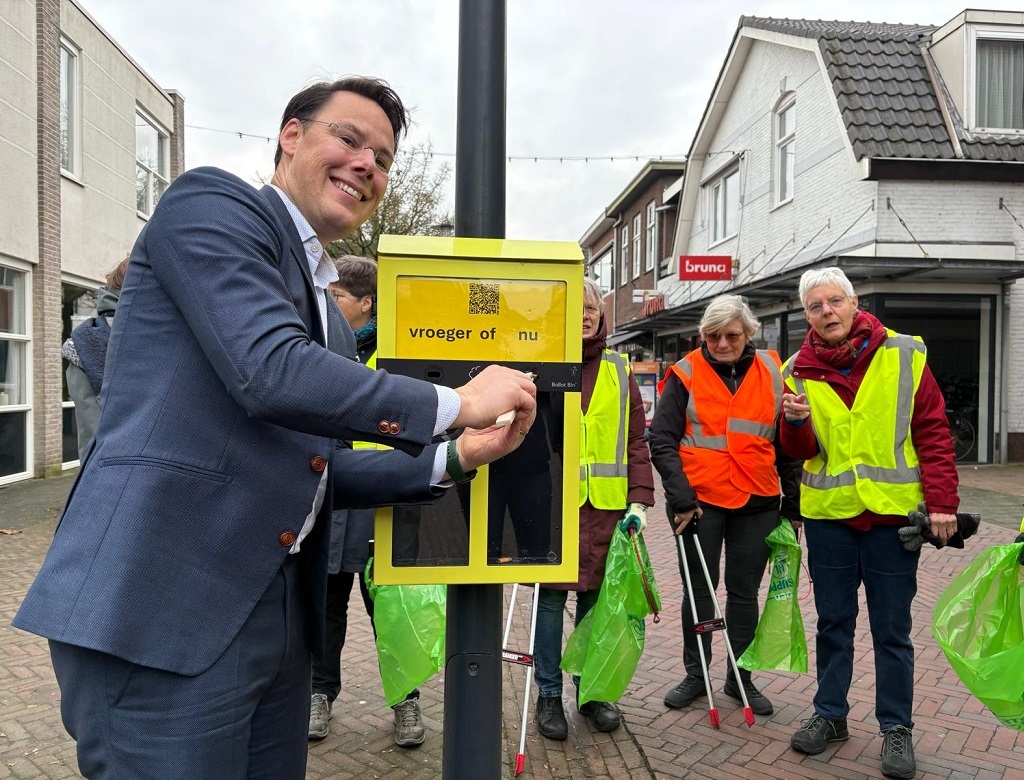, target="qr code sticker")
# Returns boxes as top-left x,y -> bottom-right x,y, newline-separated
469,282 -> 500,315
